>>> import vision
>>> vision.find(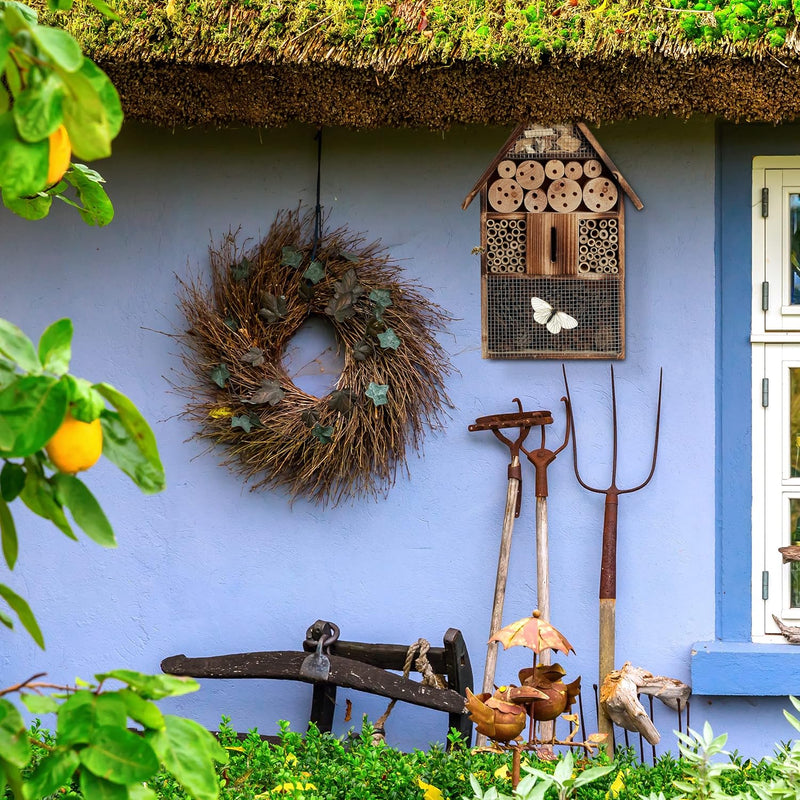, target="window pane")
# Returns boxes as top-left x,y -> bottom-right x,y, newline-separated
791,498 -> 800,608
791,193 -> 800,304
